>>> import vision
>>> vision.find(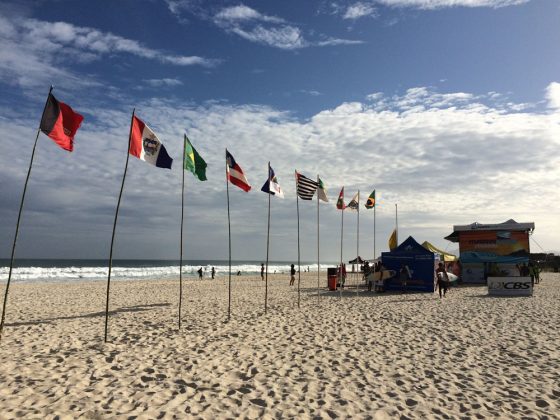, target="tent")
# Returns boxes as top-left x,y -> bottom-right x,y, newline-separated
348,256 -> 365,264
422,241 -> 457,262
381,236 -> 437,292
